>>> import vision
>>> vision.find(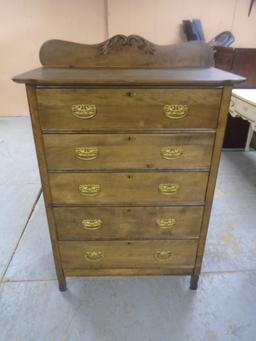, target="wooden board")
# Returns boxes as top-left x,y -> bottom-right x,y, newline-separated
37,88 -> 221,131
63,268 -> 194,276
54,206 -> 204,240
13,67 -> 245,86
59,240 -> 198,270
44,133 -> 215,171
25,85 -> 66,291
191,86 -> 232,289
38,36 -> 214,68
49,172 -> 208,205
